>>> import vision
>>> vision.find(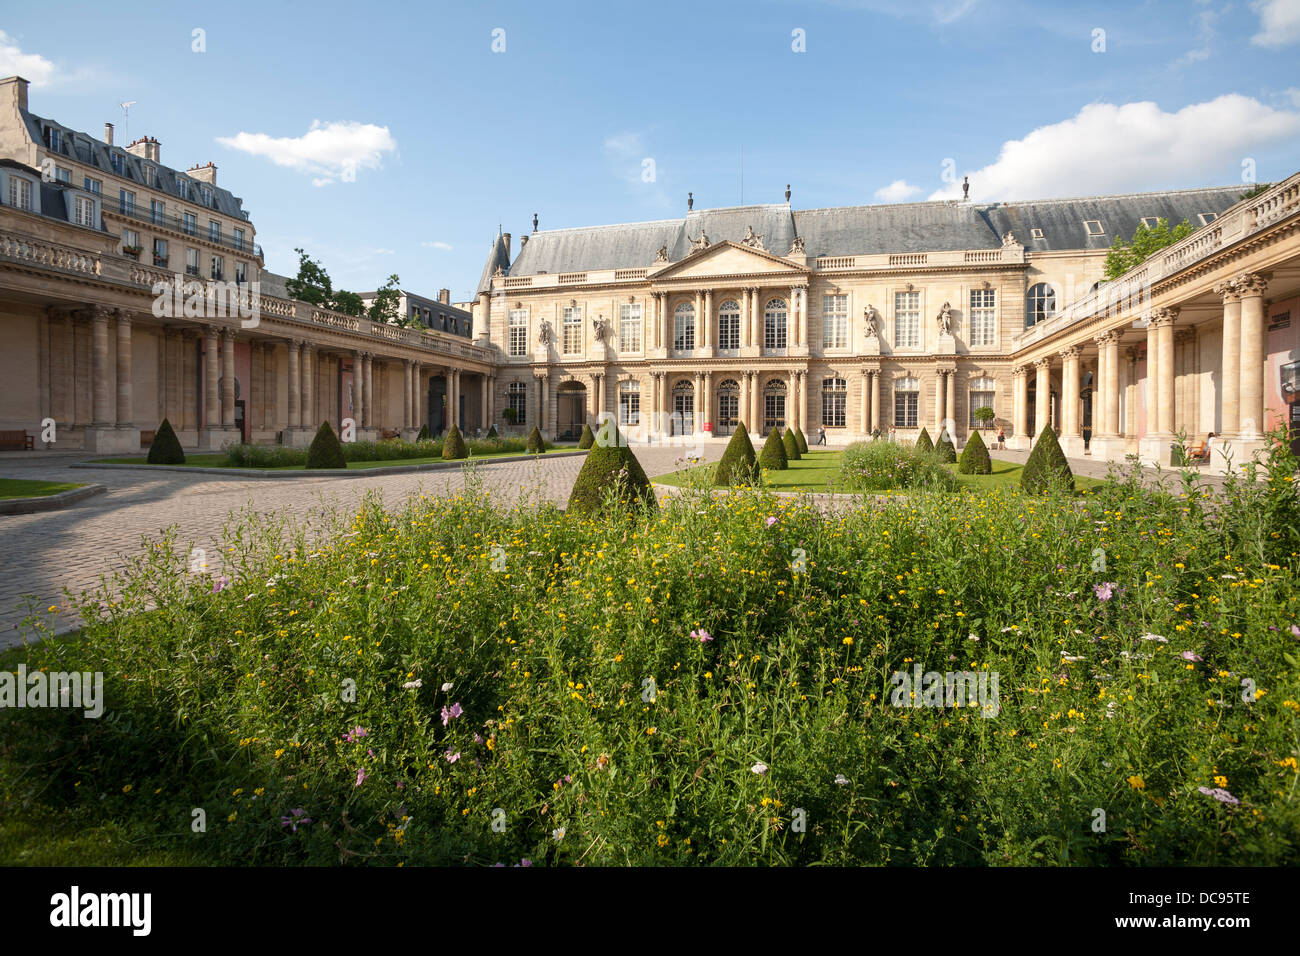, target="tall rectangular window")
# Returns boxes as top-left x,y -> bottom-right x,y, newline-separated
717,300 -> 740,351
177,179 -> 189,201
233,227 -> 246,251
143,165 -> 157,188
508,382 -> 527,424
110,153 -> 124,175
121,228 -> 139,251
152,238 -> 168,265
119,188 -> 135,215
822,378 -> 847,428
73,195 -> 95,227
822,294 -> 848,349
619,303 -> 642,352
562,306 -> 583,354
673,304 -> 695,351
209,220 -> 221,243
186,248 -> 200,276
210,255 -> 224,280
508,309 -> 528,356
8,176 -> 32,210
969,289 -> 996,346
619,381 -> 641,426
235,261 -> 248,283
152,200 -> 167,225
84,176 -> 101,195
894,378 -> 919,427
765,299 -> 788,351
183,211 -> 196,235
894,291 -> 920,348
